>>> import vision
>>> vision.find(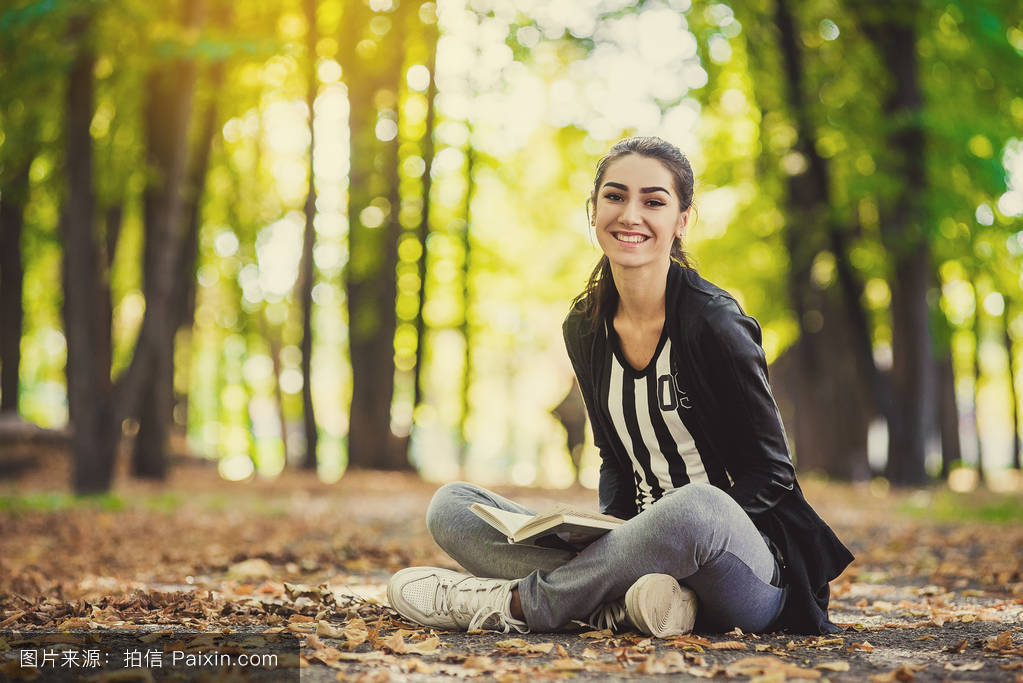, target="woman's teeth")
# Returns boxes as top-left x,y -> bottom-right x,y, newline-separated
615,233 -> 648,243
